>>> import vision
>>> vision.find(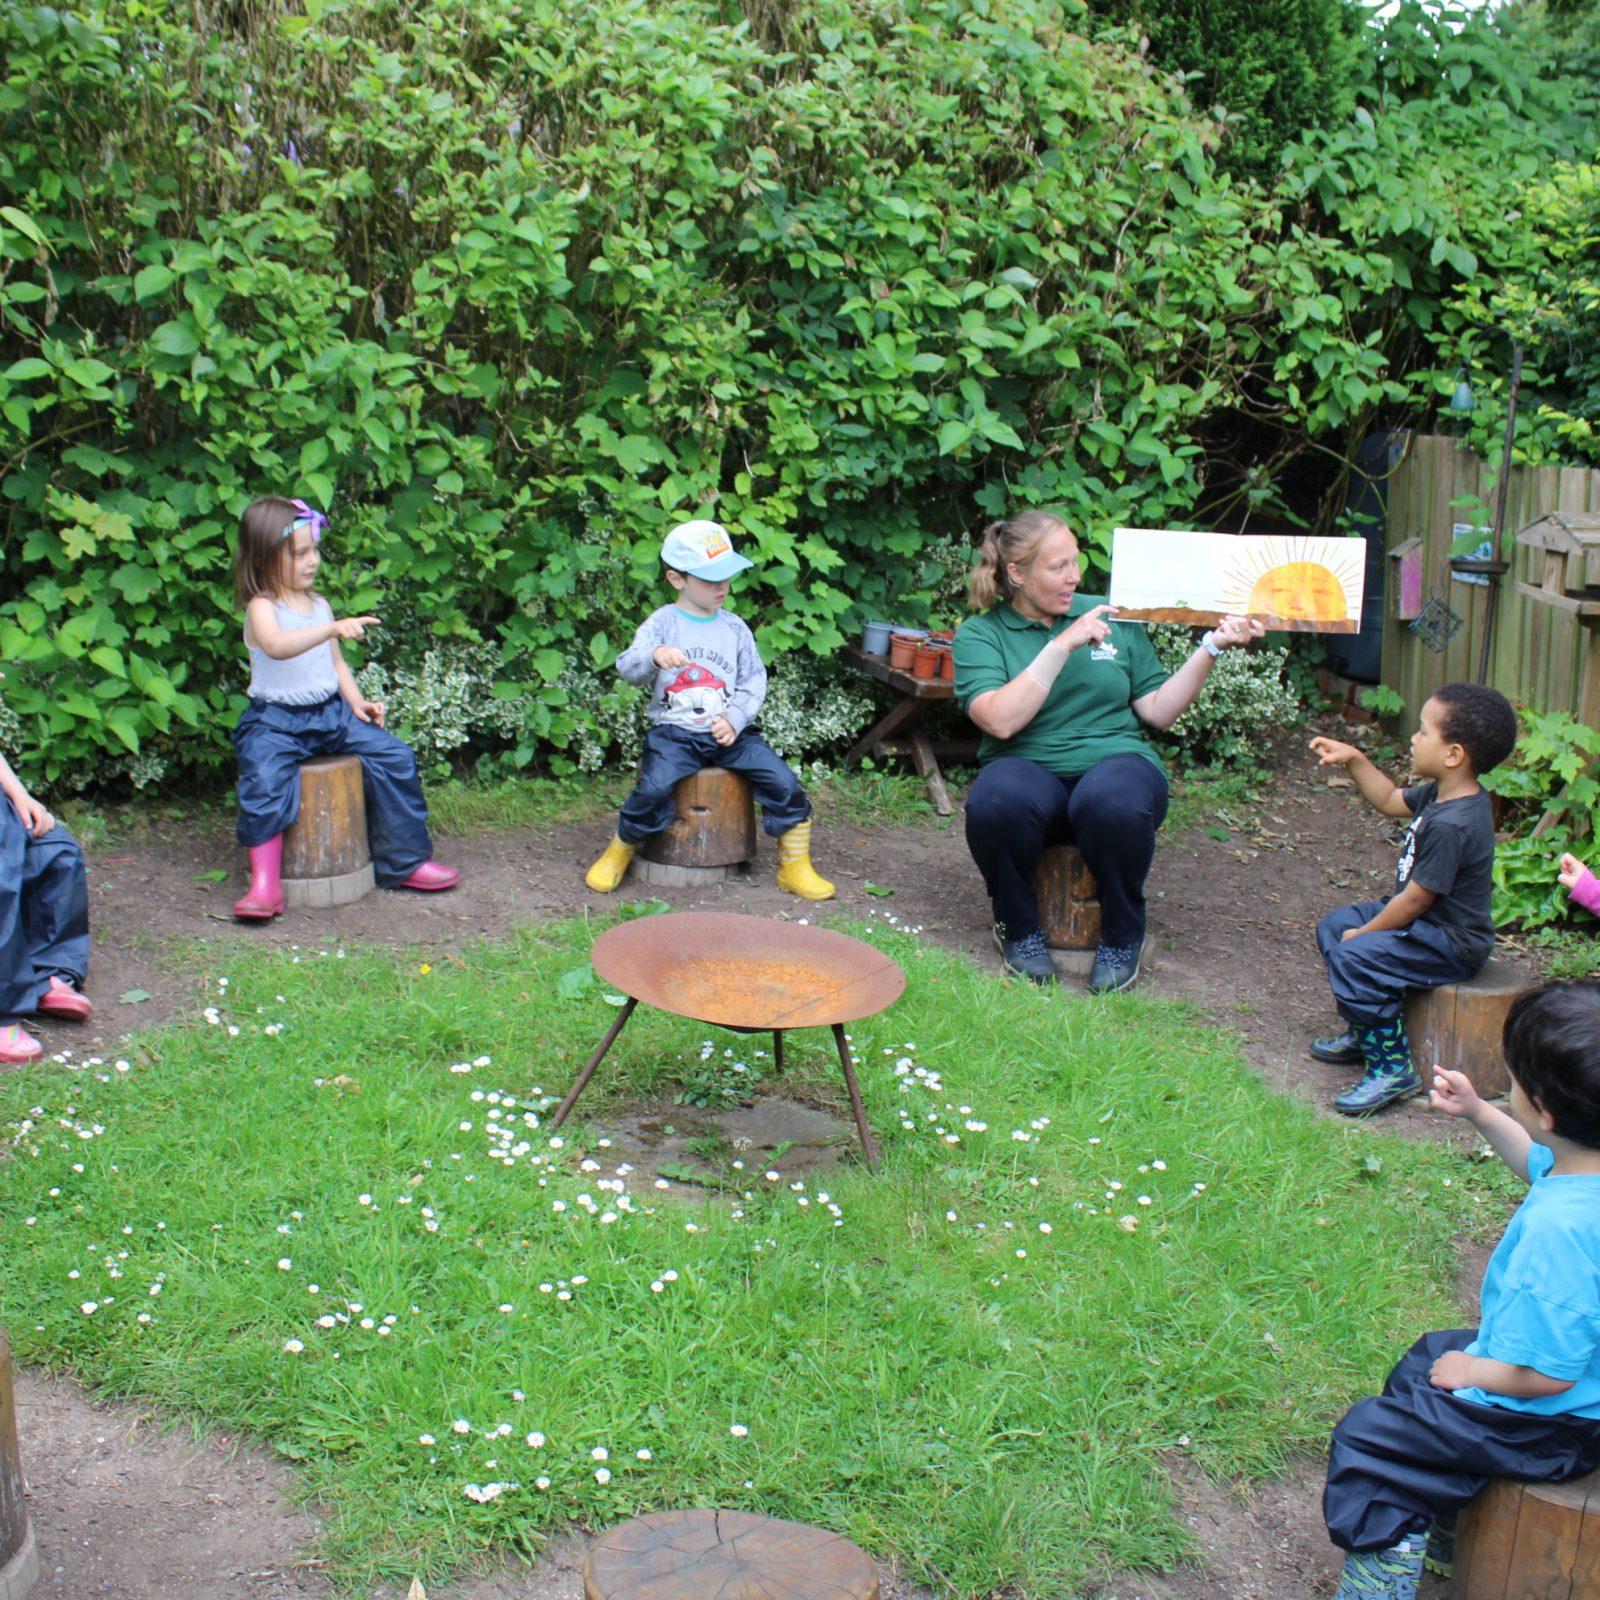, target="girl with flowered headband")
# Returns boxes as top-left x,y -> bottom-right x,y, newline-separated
229,496 -> 458,919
